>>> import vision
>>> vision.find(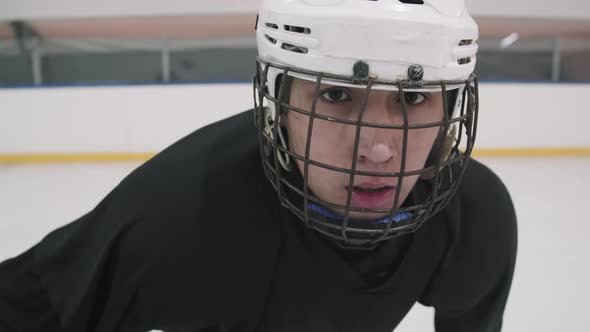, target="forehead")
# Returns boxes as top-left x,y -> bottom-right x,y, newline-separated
289,77 -> 445,100
287,75 -> 456,95
291,77 -> 343,91
290,77 -> 391,95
